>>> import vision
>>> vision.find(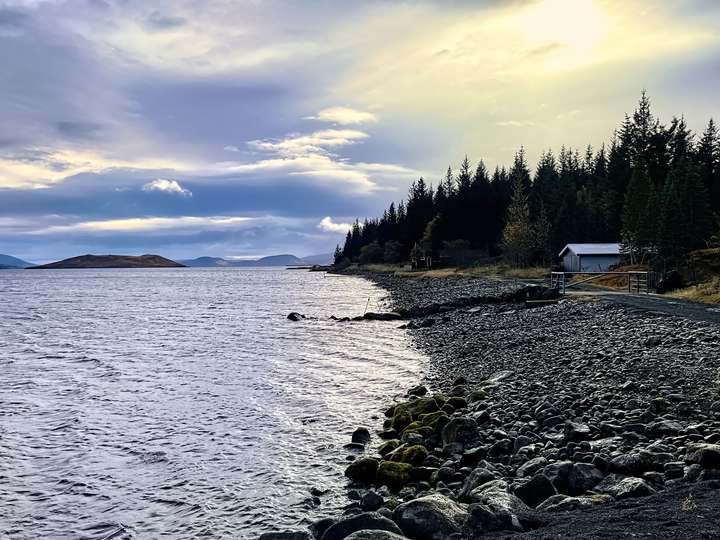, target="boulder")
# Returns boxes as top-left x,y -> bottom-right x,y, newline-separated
594,474 -> 656,499
287,312 -> 306,321
571,463 -> 604,494
310,518 -> 337,539
363,312 -> 404,321
392,494 -> 468,540
320,513 -> 403,540
517,457 -> 548,478
685,443 -> 720,469
470,482 -> 543,531
345,458 -> 380,484
513,474 -> 557,508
